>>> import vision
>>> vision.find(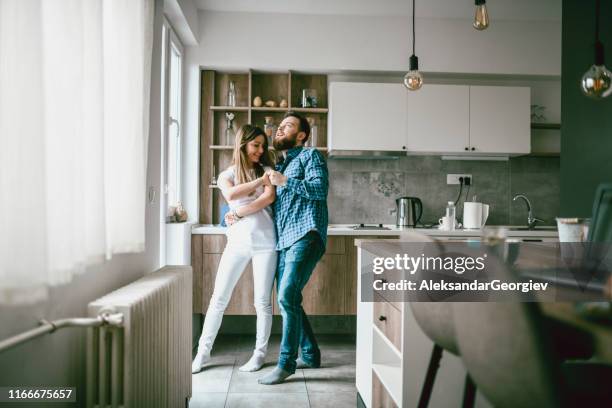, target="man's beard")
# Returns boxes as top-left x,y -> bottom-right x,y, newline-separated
272,133 -> 297,151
